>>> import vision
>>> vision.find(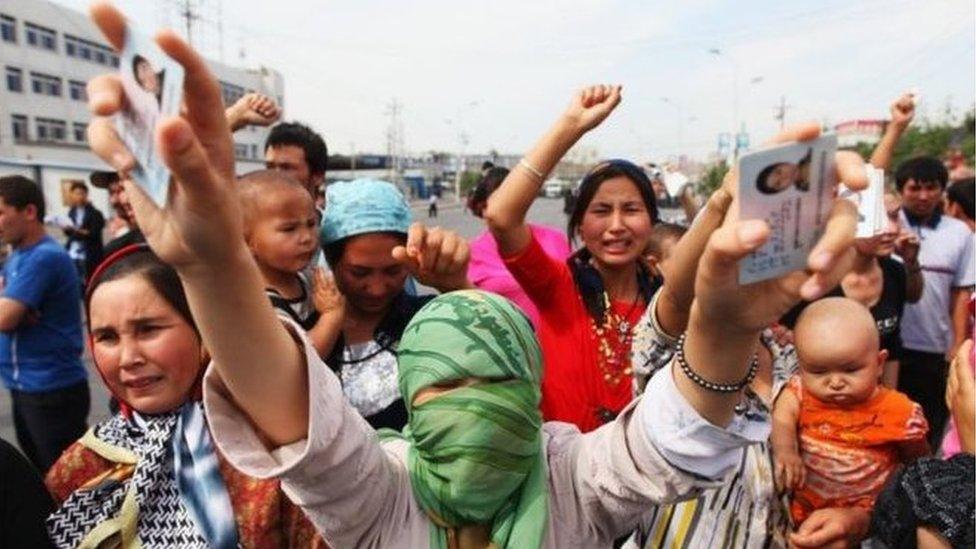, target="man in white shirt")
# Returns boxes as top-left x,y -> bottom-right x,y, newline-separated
896,156 -> 975,447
